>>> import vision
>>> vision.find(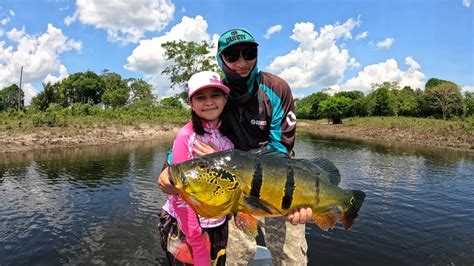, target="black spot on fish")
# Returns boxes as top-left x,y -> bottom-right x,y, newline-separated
250,163 -> 263,198
282,166 -> 295,210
